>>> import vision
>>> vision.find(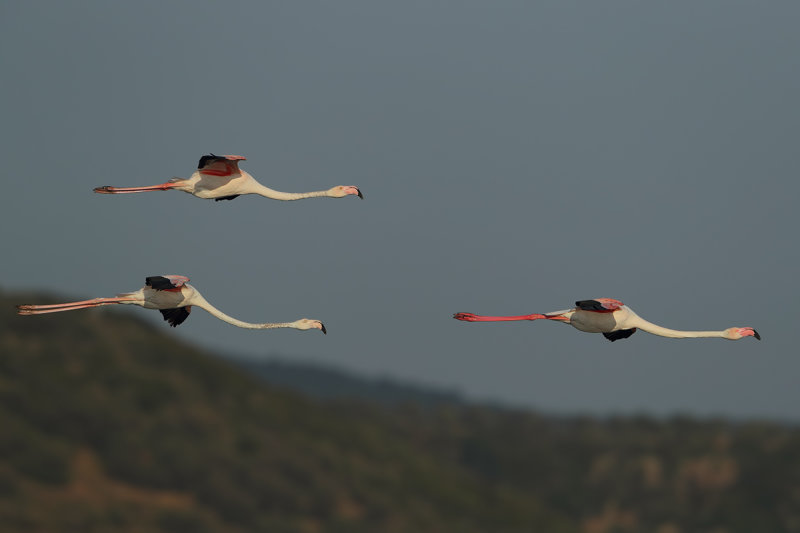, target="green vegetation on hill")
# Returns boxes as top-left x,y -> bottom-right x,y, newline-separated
1,288 -> 799,533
